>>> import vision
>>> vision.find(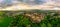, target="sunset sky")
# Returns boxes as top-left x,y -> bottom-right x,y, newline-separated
0,0 -> 59,6
0,0 -> 60,10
